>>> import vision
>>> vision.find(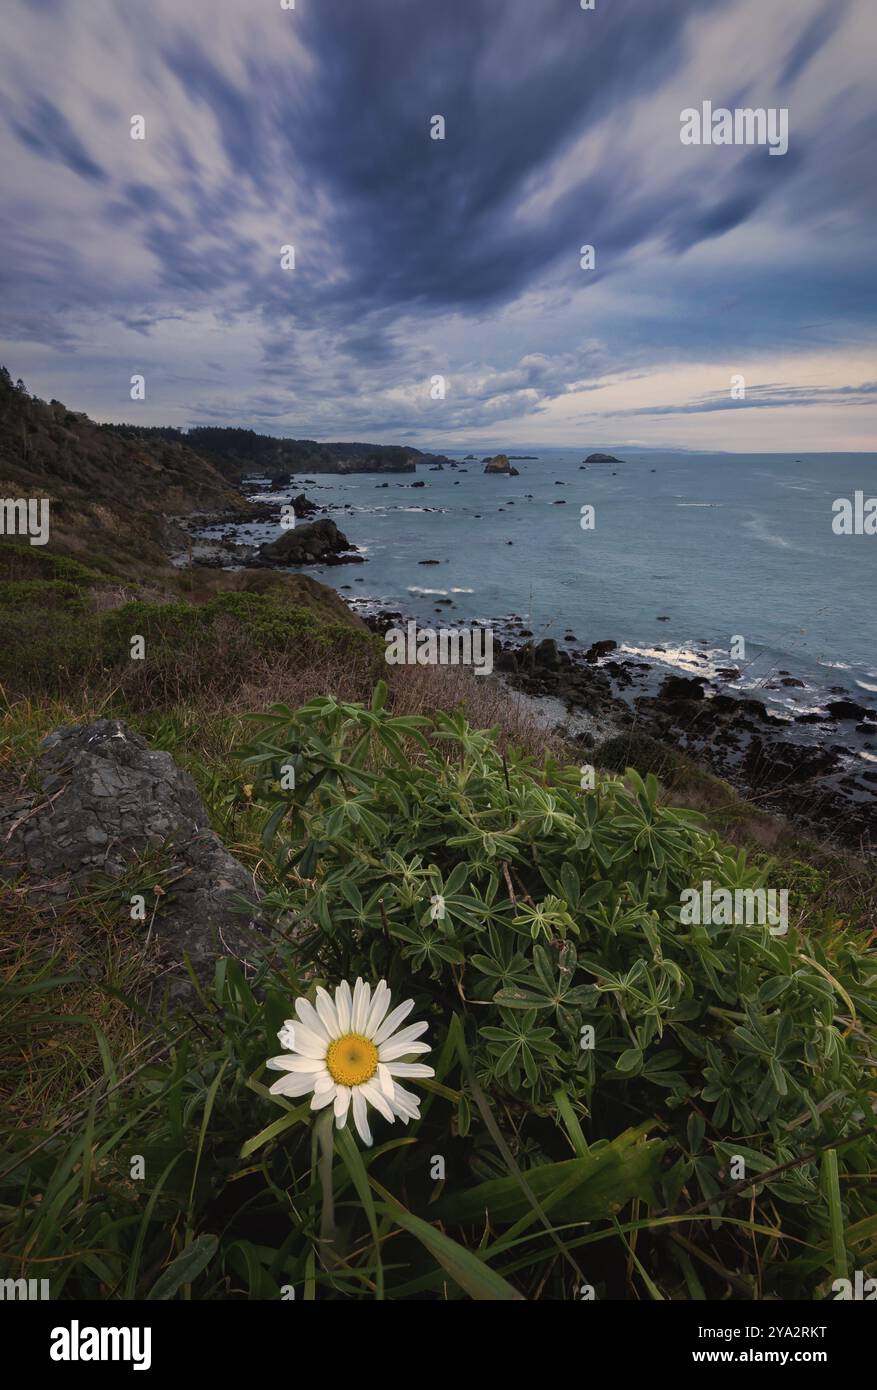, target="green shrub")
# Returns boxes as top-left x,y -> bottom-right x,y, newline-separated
0,578 -> 89,611
594,730 -> 693,785
0,542 -> 115,586
0,585 -> 378,701
1,688 -> 873,1301
240,687 -> 875,1295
